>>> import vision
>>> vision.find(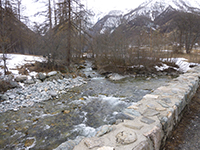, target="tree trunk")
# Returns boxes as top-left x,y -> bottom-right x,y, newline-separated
48,0 -> 52,30
178,30 -> 183,53
66,0 -> 71,66
185,32 -> 190,54
53,0 -> 57,26
0,1 -> 8,75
